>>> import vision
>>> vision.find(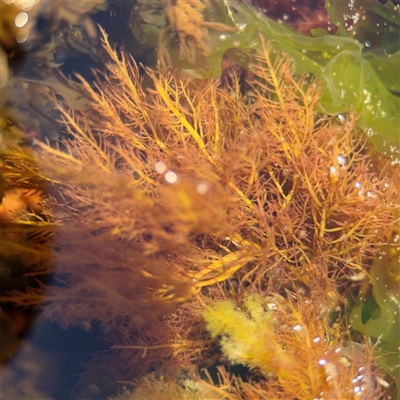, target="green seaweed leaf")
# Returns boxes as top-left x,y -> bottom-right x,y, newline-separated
325,0 -> 400,54
350,245 -> 400,397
